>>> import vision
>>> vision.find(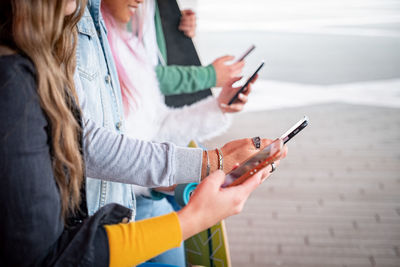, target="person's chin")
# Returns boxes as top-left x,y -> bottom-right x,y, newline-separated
129,6 -> 137,16
65,2 -> 77,16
